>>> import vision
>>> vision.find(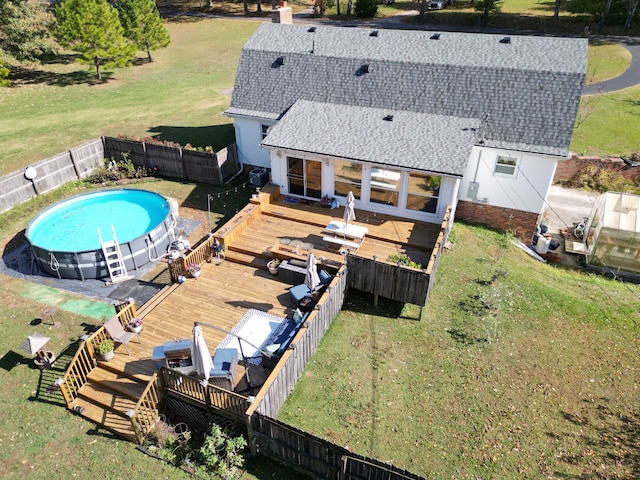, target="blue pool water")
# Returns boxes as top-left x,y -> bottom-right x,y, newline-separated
26,189 -> 174,280
27,189 -> 170,251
